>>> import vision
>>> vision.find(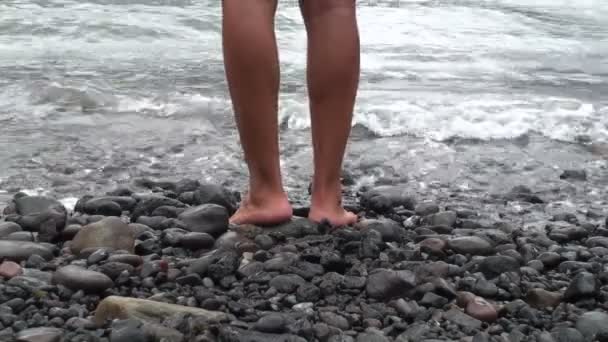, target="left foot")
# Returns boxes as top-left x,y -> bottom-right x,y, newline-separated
230,192 -> 293,226
308,184 -> 358,227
